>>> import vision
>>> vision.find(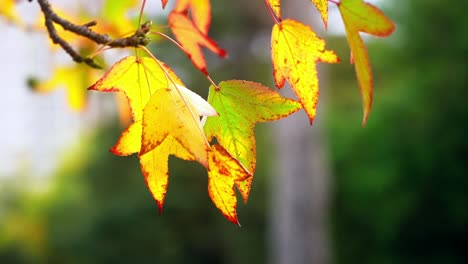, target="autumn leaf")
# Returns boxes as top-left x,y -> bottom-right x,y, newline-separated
310,0 -> 328,28
337,0 -> 395,125
141,137 -> 194,213
89,56 -> 183,121
208,144 -> 252,224
204,80 -> 302,201
174,0 -> 211,34
110,121 -> 195,212
271,19 -> 339,124
169,12 -> 226,75
115,92 -> 133,126
140,84 -> 212,166
36,64 -> 101,110
90,55 -> 217,212
109,81 -> 217,211
265,1 -> 327,26
161,0 -> 169,9
265,0 -> 281,20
